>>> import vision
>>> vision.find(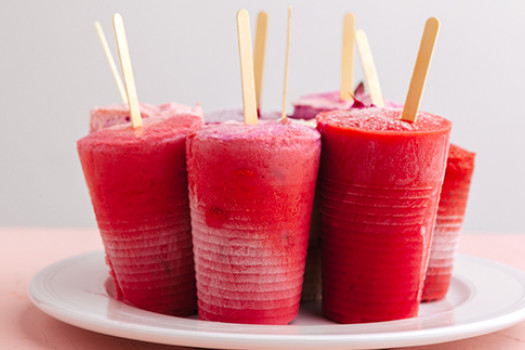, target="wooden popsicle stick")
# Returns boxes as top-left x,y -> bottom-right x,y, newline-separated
281,6 -> 292,120
236,9 -> 258,125
401,17 -> 440,123
340,13 -> 355,102
253,11 -> 268,113
94,21 -> 128,104
112,13 -> 142,129
355,30 -> 385,107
